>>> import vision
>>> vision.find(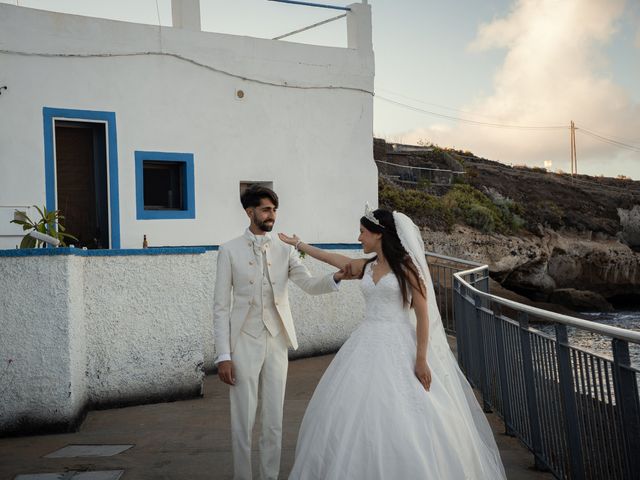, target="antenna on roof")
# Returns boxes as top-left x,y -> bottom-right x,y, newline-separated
268,0 -> 351,12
